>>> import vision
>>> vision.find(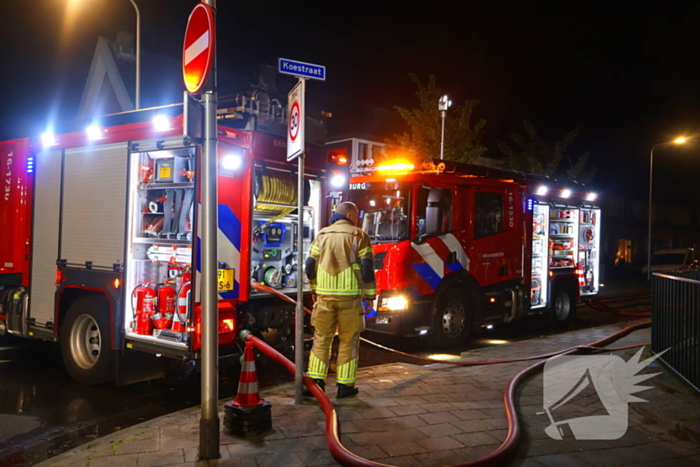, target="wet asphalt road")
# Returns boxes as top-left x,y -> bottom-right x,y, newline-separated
0,280 -> 650,467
